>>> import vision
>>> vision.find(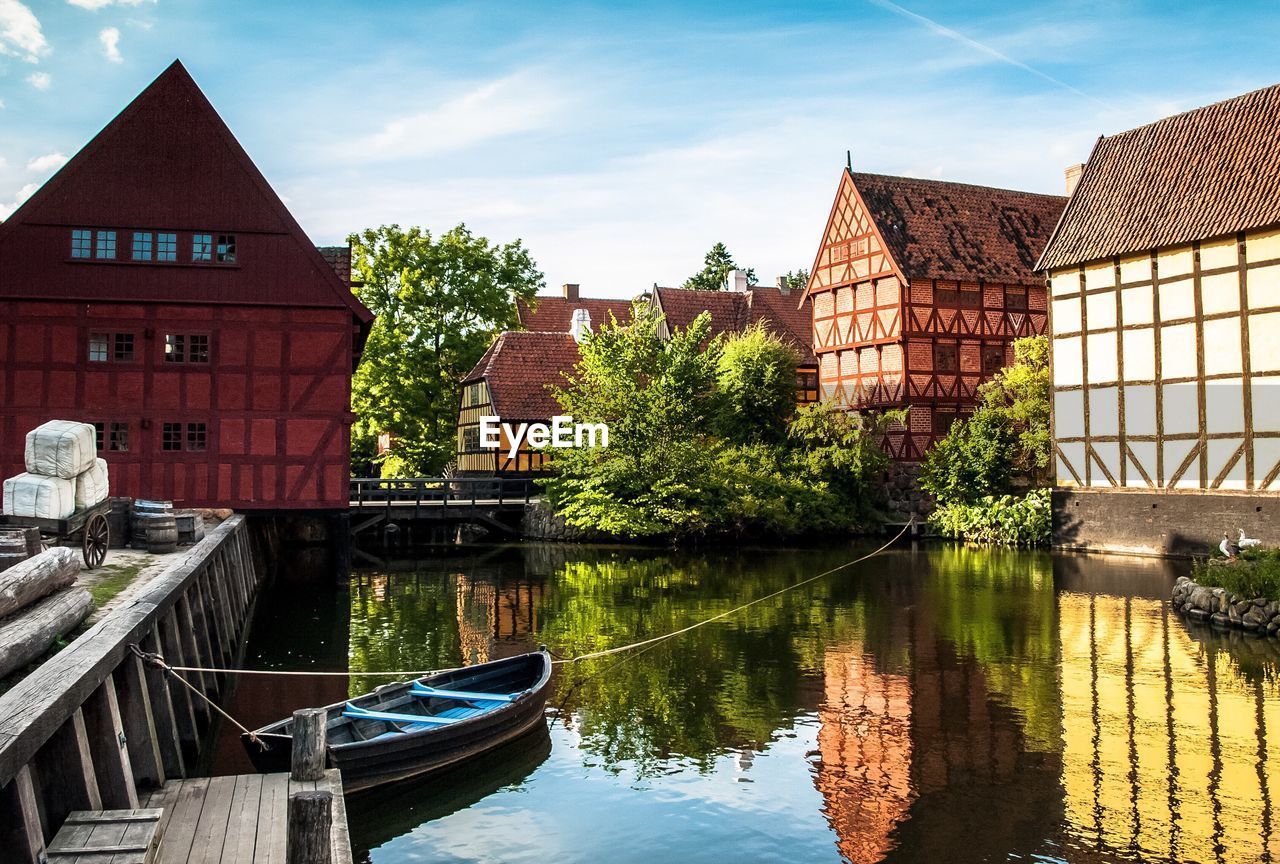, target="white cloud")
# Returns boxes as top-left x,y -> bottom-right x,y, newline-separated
0,0 -> 49,62
26,152 -> 67,172
67,0 -> 154,9
26,70 -> 50,89
99,25 -> 121,62
0,182 -> 40,221
343,72 -> 567,162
